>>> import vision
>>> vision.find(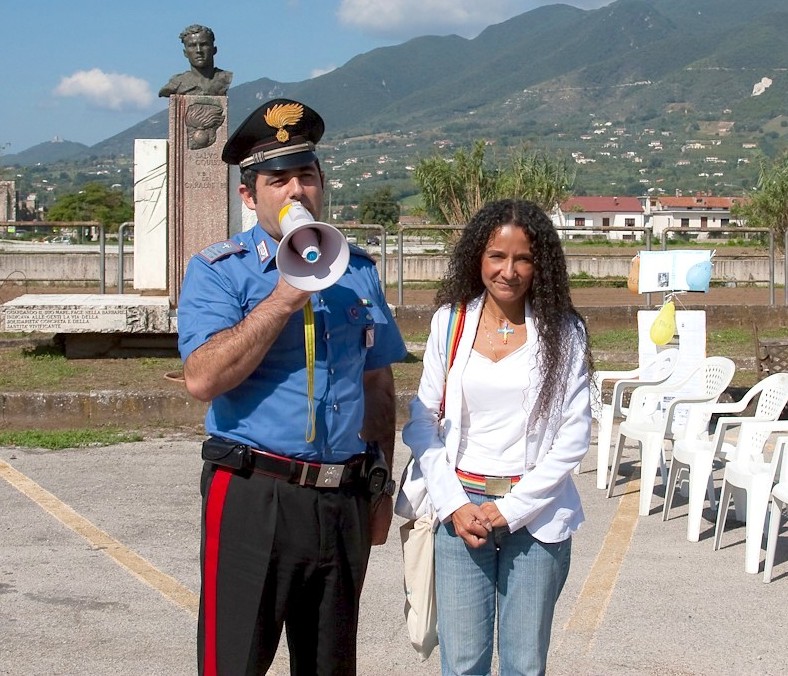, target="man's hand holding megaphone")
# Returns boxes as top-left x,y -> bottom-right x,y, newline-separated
276,201 -> 350,293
